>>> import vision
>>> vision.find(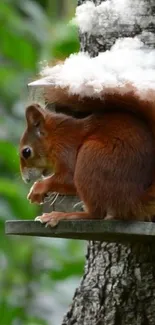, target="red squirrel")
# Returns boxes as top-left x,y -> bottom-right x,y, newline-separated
19,86 -> 155,226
